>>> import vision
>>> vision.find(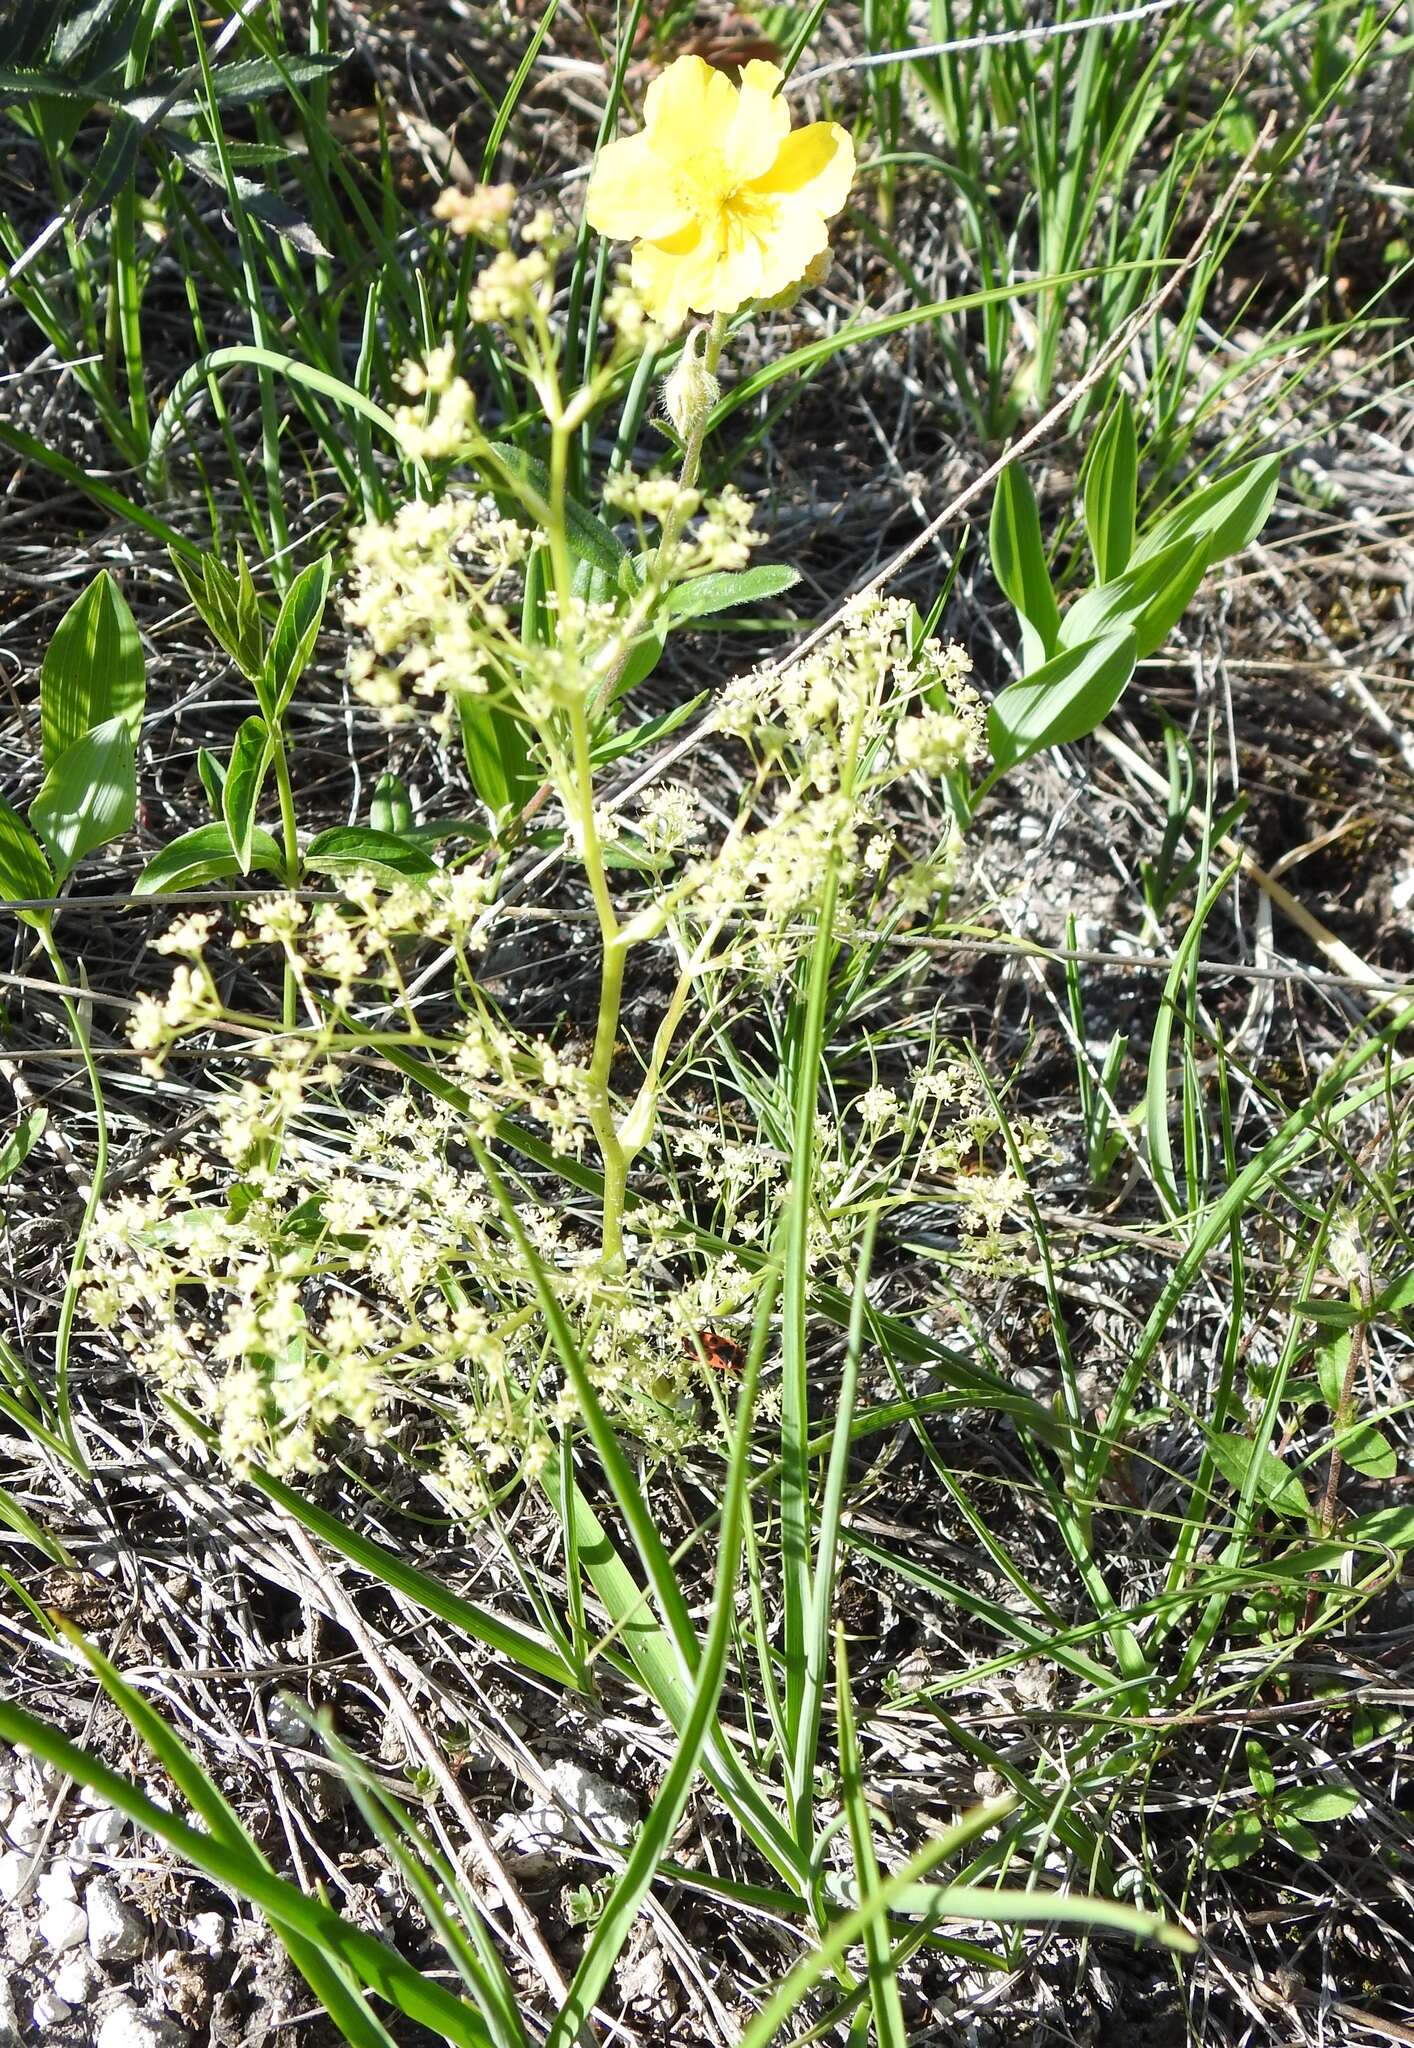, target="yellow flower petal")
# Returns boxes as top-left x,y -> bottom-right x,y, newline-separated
585,131 -> 693,241
631,224 -> 718,331
642,54 -> 738,165
746,120 -> 856,220
748,199 -> 831,303
725,59 -> 790,182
